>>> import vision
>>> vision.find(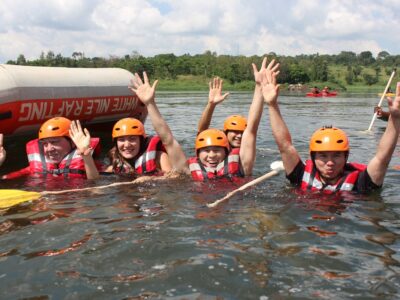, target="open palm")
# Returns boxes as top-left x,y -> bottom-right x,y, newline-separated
209,77 -> 229,104
130,72 -> 158,105
69,120 -> 91,154
261,71 -> 280,104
